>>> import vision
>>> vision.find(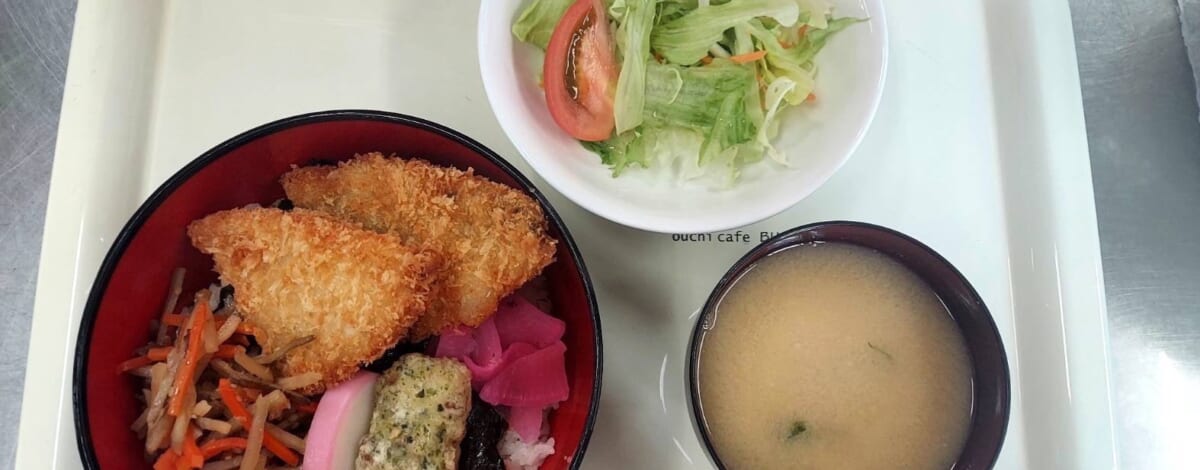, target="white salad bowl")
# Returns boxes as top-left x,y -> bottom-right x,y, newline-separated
478,0 -> 888,233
